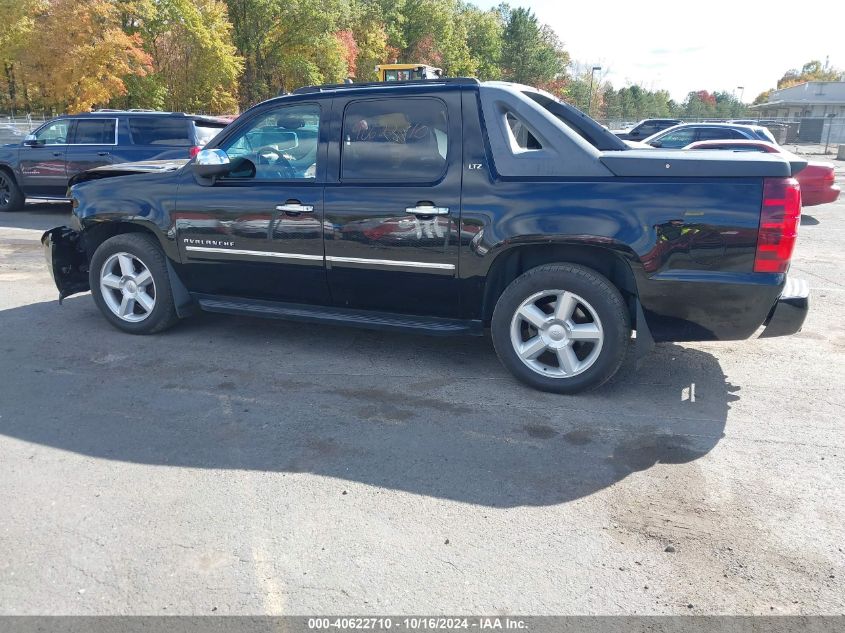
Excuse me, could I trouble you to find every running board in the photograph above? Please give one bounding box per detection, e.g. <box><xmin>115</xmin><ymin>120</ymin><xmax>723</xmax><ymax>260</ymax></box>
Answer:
<box><xmin>28</xmin><ymin>196</ymin><xmax>72</xmax><ymax>203</ymax></box>
<box><xmin>194</xmin><ymin>294</ymin><xmax>483</xmax><ymax>336</ymax></box>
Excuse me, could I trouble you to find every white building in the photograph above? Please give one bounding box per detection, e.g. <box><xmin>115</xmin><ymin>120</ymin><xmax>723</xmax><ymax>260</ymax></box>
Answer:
<box><xmin>750</xmin><ymin>81</ymin><xmax>845</xmax><ymax>119</ymax></box>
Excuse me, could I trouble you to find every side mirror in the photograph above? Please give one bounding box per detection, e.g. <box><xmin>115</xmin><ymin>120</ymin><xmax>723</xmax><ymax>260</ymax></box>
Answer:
<box><xmin>649</xmin><ymin>140</ymin><xmax>663</xmax><ymax>148</ymax></box>
<box><xmin>194</xmin><ymin>148</ymin><xmax>231</xmax><ymax>178</ymax></box>
<box><xmin>23</xmin><ymin>134</ymin><xmax>42</xmax><ymax>147</ymax></box>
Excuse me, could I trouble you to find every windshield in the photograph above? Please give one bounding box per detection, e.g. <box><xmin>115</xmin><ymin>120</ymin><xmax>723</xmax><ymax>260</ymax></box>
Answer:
<box><xmin>756</xmin><ymin>127</ymin><xmax>777</xmax><ymax>144</ymax></box>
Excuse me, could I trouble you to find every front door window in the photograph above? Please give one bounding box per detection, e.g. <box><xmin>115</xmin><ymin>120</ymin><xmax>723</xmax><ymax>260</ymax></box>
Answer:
<box><xmin>221</xmin><ymin>105</ymin><xmax>321</xmax><ymax>180</ymax></box>
<box><xmin>32</xmin><ymin>120</ymin><xmax>69</xmax><ymax>145</ymax></box>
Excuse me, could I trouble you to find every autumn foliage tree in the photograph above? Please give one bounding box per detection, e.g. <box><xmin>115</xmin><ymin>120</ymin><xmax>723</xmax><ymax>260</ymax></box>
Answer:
<box><xmin>0</xmin><ymin>0</ymin><xmax>788</xmax><ymax>118</ymax></box>
<box><xmin>16</xmin><ymin>0</ymin><xmax>151</xmax><ymax>113</ymax></box>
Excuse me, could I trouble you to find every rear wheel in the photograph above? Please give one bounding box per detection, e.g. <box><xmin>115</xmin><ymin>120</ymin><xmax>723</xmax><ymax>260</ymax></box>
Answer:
<box><xmin>89</xmin><ymin>233</ymin><xmax>179</xmax><ymax>334</ymax></box>
<box><xmin>0</xmin><ymin>170</ymin><xmax>24</xmax><ymax>212</ymax></box>
<box><xmin>491</xmin><ymin>263</ymin><xmax>631</xmax><ymax>393</ymax></box>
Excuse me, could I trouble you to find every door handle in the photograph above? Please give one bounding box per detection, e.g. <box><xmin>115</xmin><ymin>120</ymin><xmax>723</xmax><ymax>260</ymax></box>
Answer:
<box><xmin>52</xmin><ymin>152</ymin><xmax>62</xmax><ymax>157</ymax></box>
<box><xmin>406</xmin><ymin>204</ymin><xmax>449</xmax><ymax>216</ymax></box>
<box><xmin>276</xmin><ymin>202</ymin><xmax>314</xmax><ymax>215</ymax></box>
<box><xmin>97</xmin><ymin>151</ymin><xmax>110</xmax><ymax>156</ymax></box>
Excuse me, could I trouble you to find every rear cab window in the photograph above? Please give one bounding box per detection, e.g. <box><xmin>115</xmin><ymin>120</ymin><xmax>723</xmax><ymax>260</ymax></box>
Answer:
<box><xmin>506</xmin><ymin>112</ymin><xmax>542</xmax><ymax>150</ymax></box>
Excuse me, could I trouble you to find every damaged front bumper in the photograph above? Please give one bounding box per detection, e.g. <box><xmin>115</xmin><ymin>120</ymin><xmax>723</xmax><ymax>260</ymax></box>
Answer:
<box><xmin>41</xmin><ymin>226</ymin><xmax>90</xmax><ymax>302</ymax></box>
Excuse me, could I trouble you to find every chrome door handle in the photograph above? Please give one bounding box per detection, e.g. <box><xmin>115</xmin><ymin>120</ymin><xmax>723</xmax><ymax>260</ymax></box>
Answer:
<box><xmin>406</xmin><ymin>205</ymin><xmax>449</xmax><ymax>216</ymax></box>
<box><xmin>97</xmin><ymin>151</ymin><xmax>110</xmax><ymax>156</ymax></box>
<box><xmin>276</xmin><ymin>203</ymin><xmax>314</xmax><ymax>214</ymax></box>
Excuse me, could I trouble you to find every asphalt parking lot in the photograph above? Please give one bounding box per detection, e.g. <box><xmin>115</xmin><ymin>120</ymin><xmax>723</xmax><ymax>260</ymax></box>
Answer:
<box><xmin>1</xmin><ymin>164</ymin><xmax>844</xmax><ymax>615</ymax></box>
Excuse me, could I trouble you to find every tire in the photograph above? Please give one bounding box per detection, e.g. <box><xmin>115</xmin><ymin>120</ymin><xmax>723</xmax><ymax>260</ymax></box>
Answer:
<box><xmin>89</xmin><ymin>233</ymin><xmax>179</xmax><ymax>334</ymax></box>
<box><xmin>0</xmin><ymin>169</ymin><xmax>25</xmax><ymax>212</ymax></box>
<box><xmin>491</xmin><ymin>263</ymin><xmax>631</xmax><ymax>394</ymax></box>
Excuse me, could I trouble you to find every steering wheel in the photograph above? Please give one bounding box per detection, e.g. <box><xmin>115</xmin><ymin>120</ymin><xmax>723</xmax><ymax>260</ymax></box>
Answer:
<box><xmin>256</xmin><ymin>146</ymin><xmax>296</xmax><ymax>179</ymax></box>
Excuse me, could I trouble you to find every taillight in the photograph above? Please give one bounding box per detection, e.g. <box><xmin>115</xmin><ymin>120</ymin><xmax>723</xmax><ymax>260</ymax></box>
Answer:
<box><xmin>823</xmin><ymin>169</ymin><xmax>835</xmax><ymax>184</ymax></box>
<box><xmin>189</xmin><ymin>145</ymin><xmax>202</xmax><ymax>158</ymax></box>
<box><xmin>754</xmin><ymin>177</ymin><xmax>801</xmax><ymax>273</ymax></box>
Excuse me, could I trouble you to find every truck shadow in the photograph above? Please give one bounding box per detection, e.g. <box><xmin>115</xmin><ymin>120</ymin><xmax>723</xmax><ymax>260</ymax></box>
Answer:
<box><xmin>0</xmin><ymin>296</ymin><xmax>738</xmax><ymax>507</ymax></box>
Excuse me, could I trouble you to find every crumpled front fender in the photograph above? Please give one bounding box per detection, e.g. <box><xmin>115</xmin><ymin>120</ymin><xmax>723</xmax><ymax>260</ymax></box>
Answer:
<box><xmin>41</xmin><ymin>226</ymin><xmax>89</xmax><ymax>302</ymax></box>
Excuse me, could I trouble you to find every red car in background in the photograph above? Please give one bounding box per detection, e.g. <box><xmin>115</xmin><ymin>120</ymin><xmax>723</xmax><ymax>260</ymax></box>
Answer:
<box><xmin>685</xmin><ymin>139</ymin><xmax>840</xmax><ymax>206</ymax></box>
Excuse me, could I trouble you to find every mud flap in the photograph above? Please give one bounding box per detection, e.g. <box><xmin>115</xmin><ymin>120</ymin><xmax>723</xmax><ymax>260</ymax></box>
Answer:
<box><xmin>635</xmin><ymin>298</ymin><xmax>655</xmax><ymax>368</ymax></box>
<box><xmin>41</xmin><ymin>227</ymin><xmax>89</xmax><ymax>302</ymax></box>
<box><xmin>166</xmin><ymin>259</ymin><xmax>196</xmax><ymax>318</ymax></box>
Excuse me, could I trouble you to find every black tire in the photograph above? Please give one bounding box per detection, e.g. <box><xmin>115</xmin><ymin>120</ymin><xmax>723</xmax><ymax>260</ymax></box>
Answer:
<box><xmin>491</xmin><ymin>263</ymin><xmax>631</xmax><ymax>394</ymax></box>
<box><xmin>0</xmin><ymin>169</ymin><xmax>25</xmax><ymax>212</ymax></box>
<box><xmin>89</xmin><ymin>233</ymin><xmax>180</xmax><ymax>334</ymax></box>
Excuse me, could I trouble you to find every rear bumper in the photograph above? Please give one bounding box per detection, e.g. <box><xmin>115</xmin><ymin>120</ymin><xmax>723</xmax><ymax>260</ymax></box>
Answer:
<box><xmin>759</xmin><ymin>277</ymin><xmax>809</xmax><ymax>338</ymax></box>
<box><xmin>802</xmin><ymin>184</ymin><xmax>840</xmax><ymax>207</ymax></box>
<box><xmin>41</xmin><ymin>226</ymin><xmax>89</xmax><ymax>301</ymax></box>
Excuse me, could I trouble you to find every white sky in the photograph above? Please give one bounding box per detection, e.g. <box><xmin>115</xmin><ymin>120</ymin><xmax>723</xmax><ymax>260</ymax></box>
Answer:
<box><xmin>474</xmin><ymin>0</ymin><xmax>845</xmax><ymax>102</ymax></box>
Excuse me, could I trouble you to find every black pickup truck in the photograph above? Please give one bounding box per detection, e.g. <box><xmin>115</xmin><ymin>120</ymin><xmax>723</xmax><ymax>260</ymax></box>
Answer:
<box><xmin>42</xmin><ymin>78</ymin><xmax>809</xmax><ymax>393</ymax></box>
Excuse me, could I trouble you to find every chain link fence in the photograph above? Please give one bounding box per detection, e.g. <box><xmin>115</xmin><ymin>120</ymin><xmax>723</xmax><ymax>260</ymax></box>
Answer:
<box><xmin>0</xmin><ymin>113</ymin><xmax>49</xmax><ymax>144</ymax></box>
<box><xmin>600</xmin><ymin>116</ymin><xmax>845</xmax><ymax>155</ymax></box>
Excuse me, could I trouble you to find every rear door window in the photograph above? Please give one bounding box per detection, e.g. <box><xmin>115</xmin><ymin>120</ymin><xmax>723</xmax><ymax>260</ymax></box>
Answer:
<box><xmin>634</xmin><ymin>122</ymin><xmax>659</xmax><ymax>136</ymax></box>
<box><xmin>128</xmin><ymin>117</ymin><xmax>191</xmax><ymax>146</ymax></box>
<box><xmin>71</xmin><ymin>119</ymin><xmax>116</xmax><ymax>144</ymax></box>
<box><xmin>696</xmin><ymin>128</ymin><xmax>745</xmax><ymax>141</ymax></box>
<box><xmin>341</xmin><ymin>98</ymin><xmax>448</xmax><ymax>182</ymax></box>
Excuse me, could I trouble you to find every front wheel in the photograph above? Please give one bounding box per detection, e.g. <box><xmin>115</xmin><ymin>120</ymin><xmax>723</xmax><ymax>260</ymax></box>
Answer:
<box><xmin>0</xmin><ymin>170</ymin><xmax>24</xmax><ymax>212</ymax></box>
<box><xmin>89</xmin><ymin>233</ymin><xmax>179</xmax><ymax>334</ymax></box>
<box><xmin>491</xmin><ymin>263</ymin><xmax>631</xmax><ymax>394</ymax></box>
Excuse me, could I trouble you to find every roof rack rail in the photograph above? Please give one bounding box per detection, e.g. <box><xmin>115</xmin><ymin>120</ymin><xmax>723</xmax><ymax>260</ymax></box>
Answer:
<box><xmin>90</xmin><ymin>108</ymin><xmax>173</xmax><ymax>114</ymax></box>
<box><xmin>288</xmin><ymin>77</ymin><xmax>479</xmax><ymax>96</ymax></box>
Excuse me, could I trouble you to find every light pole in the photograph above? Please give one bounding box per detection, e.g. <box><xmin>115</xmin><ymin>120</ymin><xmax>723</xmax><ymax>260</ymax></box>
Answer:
<box><xmin>737</xmin><ymin>86</ymin><xmax>745</xmax><ymax>102</ymax></box>
<box><xmin>587</xmin><ymin>66</ymin><xmax>602</xmax><ymax>116</ymax></box>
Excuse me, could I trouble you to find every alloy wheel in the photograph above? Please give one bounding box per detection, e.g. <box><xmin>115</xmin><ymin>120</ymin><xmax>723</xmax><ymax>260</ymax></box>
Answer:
<box><xmin>99</xmin><ymin>252</ymin><xmax>157</xmax><ymax>323</ymax></box>
<box><xmin>0</xmin><ymin>173</ymin><xmax>10</xmax><ymax>207</ymax></box>
<box><xmin>509</xmin><ymin>289</ymin><xmax>604</xmax><ymax>378</ymax></box>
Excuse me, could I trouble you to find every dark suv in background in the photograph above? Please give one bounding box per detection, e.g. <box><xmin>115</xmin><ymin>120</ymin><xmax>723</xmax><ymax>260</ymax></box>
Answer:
<box><xmin>612</xmin><ymin>118</ymin><xmax>682</xmax><ymax>141</ymax></box>
<box><xmin>0</xmin><ymin>111</ymin><xmax>228</xmax><ymax>211</ymax></box>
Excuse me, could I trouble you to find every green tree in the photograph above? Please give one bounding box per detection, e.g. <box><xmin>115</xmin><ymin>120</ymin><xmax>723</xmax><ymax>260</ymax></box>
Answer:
<box><xmin>500</xmin><ymin>6</ymin><xmax>567</xmax><ymax>85</ymax></box>
<box><xmin>777</xmin><ymin>60</ymin><xmax>843</xmax><ymax>89</ymax></box>
<box><xmin>226</xmin><ymin>0</ymin><xmax>351</xmax><ymax>105</ymax></box>
<box><xmin>140</xmin><ymin>0</ymin><xmax>242</xmax><ymax>113</ymax></box>
<box><xmin>459</xmin><ymin>4</ymin><xmax>503</xmax><ymax>80</ymax></box>
<box><xmin>401</xmin><ymin>0</ymin><xmax>475</xmax><ymax>76</ymax></box>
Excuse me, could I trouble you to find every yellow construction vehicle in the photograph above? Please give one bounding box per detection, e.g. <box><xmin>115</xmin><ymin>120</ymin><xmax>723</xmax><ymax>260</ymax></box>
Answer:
<box><xmin>376</xmin><ymin>64</ymin><xmax>443</xmax><ymax>82</ymax></box>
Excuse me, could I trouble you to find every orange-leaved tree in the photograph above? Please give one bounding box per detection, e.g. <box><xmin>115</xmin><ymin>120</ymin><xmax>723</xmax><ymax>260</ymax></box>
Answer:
<box><xmin>21</xmin><ymin>0</ymin><xmax>151</xmax><ymax>113</ymax></box>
